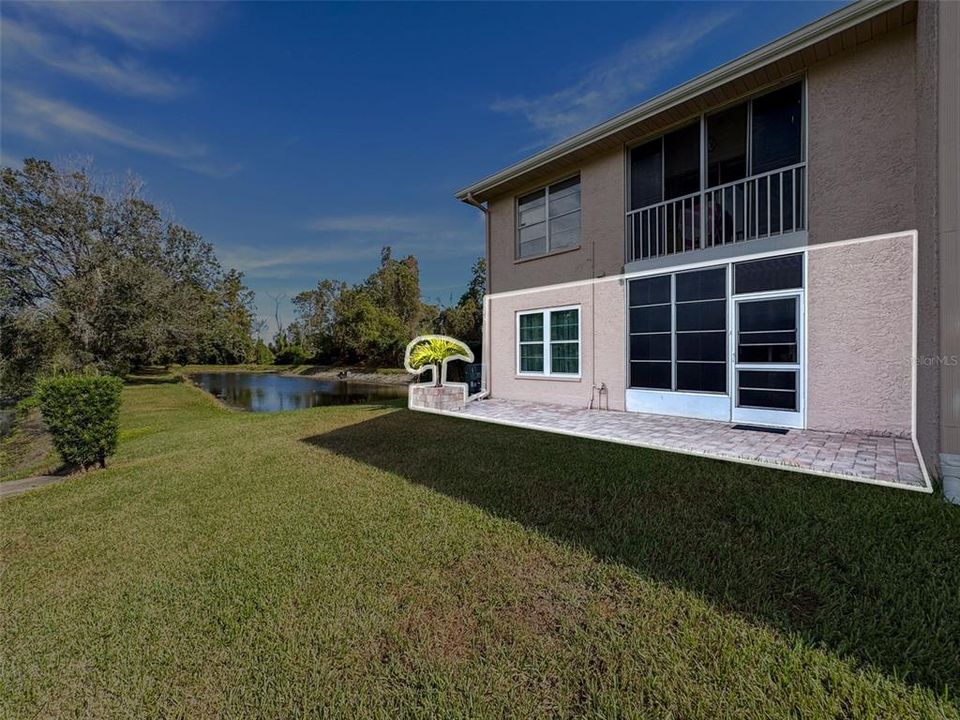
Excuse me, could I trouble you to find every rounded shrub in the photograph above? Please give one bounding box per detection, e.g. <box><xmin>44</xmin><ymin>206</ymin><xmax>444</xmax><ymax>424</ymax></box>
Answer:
<box><xmin>35</xmin><ymin>374</ymin><xmax>123</xmax><ymax>470</ymax></box>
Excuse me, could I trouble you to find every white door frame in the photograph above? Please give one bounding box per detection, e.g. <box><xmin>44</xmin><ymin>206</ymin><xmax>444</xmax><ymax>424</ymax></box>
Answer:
<box><xmin>730</xmin><ymin>290</ymin><xmax>805</xmax><ymax>428</ymax></box>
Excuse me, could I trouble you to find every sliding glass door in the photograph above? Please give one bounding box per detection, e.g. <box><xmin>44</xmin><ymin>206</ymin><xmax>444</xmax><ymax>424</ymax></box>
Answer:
<box><xmin>626</xmin><ymin>252</ymin><xmax>805</xmax><ymax>427</ymax></box>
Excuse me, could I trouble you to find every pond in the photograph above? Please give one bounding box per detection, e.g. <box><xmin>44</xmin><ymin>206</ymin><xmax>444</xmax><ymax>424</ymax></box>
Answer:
<box><xmin>189</xmin><ymin>372</ymin><xmax>407</xmax><ymax>412</ymax></box>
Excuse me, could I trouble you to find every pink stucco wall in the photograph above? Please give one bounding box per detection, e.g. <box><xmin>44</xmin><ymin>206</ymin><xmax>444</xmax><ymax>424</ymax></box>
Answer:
<box><xmin>806</xmin><ymin>234</ymin><xmax>914</xmax><ymax>436</ymax></box>
<box><xmin>487</xmin><ymin>278</ymin><xmax>626</xmax><ymax>411</ymax></box>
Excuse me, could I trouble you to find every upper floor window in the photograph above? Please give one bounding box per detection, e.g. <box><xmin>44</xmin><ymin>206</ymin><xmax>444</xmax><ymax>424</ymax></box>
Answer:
<box><xmin>517</xmin><ymin>176</ymin><xmax>581</xmax><ymax>259</ymax></box>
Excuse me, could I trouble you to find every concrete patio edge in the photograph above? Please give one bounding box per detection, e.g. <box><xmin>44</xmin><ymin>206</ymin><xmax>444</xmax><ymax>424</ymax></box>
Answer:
<box><xmin>411</xmin><ymin>404</ymin><xmax>934</xmax><ymax>494</ymax></box>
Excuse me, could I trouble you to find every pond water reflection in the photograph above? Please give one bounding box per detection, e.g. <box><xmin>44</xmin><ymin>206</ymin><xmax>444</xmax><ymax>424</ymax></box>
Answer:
<box><xmin>190</xmin><ymin>372</ymin><xmax>407</xmax><ymax>412</ymax></box>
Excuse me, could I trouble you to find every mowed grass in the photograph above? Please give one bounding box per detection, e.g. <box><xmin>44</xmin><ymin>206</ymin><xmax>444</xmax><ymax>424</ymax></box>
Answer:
<box><xmin>2</xmin><ymin>379</ymin><xmax>958</xmax><ymax>718</ymax></box>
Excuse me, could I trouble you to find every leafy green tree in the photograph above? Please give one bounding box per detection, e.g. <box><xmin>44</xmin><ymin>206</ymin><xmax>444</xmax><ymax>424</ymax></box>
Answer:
<box><xmin>290</xmin><ymin>279</ymin><xmax>345</xmax><ymax>361</ymax></box>
<box><xmin>322</xmin><ymin>246</ymin><xmax>437</xmax><ymax>366</ymax></box>
<box><xmin>0</xmin><ymin>158</ymin><xmax>257</xmax><ymax>391</ymax></box>
<box><xmin>211</xmin><ymin>269</ymin><xmax>257</xmax><ymax>364</ymax></box>
<box><xmin>253</xmin><ymin>338</ymin><xmax>274</xmax><ymax>365</ymax></box>
<box><xmin>438</xmin><ymin>257</ymin><xmax>486</xmax><ymax>344</ymax></box>
<box><xmin>331</xmin><ymin>286</ymin><xmax>409</xmax><ymax>365</ymax></box>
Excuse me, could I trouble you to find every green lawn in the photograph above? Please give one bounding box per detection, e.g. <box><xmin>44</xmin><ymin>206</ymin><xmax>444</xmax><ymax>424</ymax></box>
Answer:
<box><xmin>2</xmin><ymin>378</ymin><xmax>958</xmax><ymax>718</ymax></box>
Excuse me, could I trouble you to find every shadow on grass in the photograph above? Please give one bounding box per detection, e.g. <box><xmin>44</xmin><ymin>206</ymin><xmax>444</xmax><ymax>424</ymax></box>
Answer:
<box><xmin>305</xmin><ymin>409</ymin><xmax>959</xmax><ymax>700</ymax></box>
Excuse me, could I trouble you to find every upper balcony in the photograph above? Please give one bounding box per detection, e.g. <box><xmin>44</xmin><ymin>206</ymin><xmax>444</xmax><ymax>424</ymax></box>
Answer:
<box><xmin>627</xmin><ymin>81</ymin><xmax>805</xmax><ymax>264</ymax></box>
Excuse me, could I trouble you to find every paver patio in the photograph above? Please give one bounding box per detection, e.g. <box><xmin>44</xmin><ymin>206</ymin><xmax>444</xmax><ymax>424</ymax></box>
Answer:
<box><xmin>436</xmin><ymin>398</ymin><xmax>928</xmax><ymax>491</ymax></box>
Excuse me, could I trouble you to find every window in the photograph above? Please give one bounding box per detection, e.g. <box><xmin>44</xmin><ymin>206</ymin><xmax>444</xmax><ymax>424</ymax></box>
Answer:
<box><xmin>629</xmin><ymin>267</ymin><xmax>727</xmax><ymax>393</ymax></box>
<box><xmin>734</xmin><ymin>254</ymin><xmax>803</xmax><ymax>294</ymax></box>
<box><xmin>707</xmin><ymin>103</ymin><xmax>747</xmax><ymax>187</ymax></box>
<box><xmin>517</xmin><ymin>307</ymin><xmax>580</xmax><ymax>376</ymax></box>
<box><xmin>675</xmin><ymin>267</ymin><xmax>727</xmax><ymax>392</ymax></box>
<box><xmin>628</xmin><ymin>123</ymin><xmax>701</xmax><ymax>212</ymax></box>
<box><xmin>517</xmin><ymin>176</ymin><xmax>581</xmax><ymax>259</ymax></box>
<box><xmin>737</xmin><ymin>298</ymin><xmax>798</xmax><ymax>364</ymax></box>
<box><xmin>750</xmin><ymin>83</ymin><xmax>803</xmax><ymax>175</ymax></box>
<box><xmin>629</xmin><ymin>276</ymin><xmax>672</xmax><ymax>389</ymax></box>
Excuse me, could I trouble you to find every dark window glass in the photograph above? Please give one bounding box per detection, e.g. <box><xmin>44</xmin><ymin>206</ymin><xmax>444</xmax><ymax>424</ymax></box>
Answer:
<box><xmin>677</xmin><ymin>331</ymin><xmax>726</xmax><ymax>361</ymax></box>
<box><xmin>740</xmin><ymin>330</ymin><xmax>796</xmax><ymax>346</ymax></box>
<box><xmin>737</xmin><ymin>297</ymin><xmax>797</xmax><ymax>363</ymax></box>
<box><xmin>734</xmin><ymin>254</ymin><xmax>803</xmax><ymax>294</ymax></box>
<box><xmin>519</xmin><ymin>344</ymin><xmax>544</xmax><ymax>373</ymax></box>
<box><xmin>707</xmin><ymin>102</ymin><xmax>747</xmax><ymax>187</ymax></box>
<box><xmin>629</xmin><ymin>276</ymin><xmax>670</xmax><ymax>307</ymax></box>
<box><xmin>631</xmin><ymin>333</ymin><xmax>671</xmax><ymax>362</ymax></box>
<box><xmin>664</xmin><ymin>123</ymin><xmax>701</xmax><ymax>200</ymax></box>
<box><xmin>676</xmin><ymin>299</ymin><xmax>726</xmax><ymax>332</ymax></box>
<box><xmin>738</xmin><ymin>298</ymin><xmax>796</xmax><ymax>332</ymax></box>
<box><xmin>551</xmin><ymin>342</ymin><xmax>579</xmax><ymax>374</ymax></box>
<box><xmin>677</xmin><ymin>362</ymin><xmax>726</xmax><ymax>393</ymax></box>
<box><xmin>676</xmin><ymin>267</ymin><xmax>726</xmax><ymax>301</ymax></box>
<box><xmin>630</xmin><ymin>305</ymin><xmax>671</xmax><ymax>334</ymax></box>
<box><xmin>550</xmin><ymin>309</ymin><xmax>579</xmax><ymax>342</ymax></box>
<box><xmin>751</xmin><ymin>83</ymin><xmax>802</xmax><ymax>174</ymax></box>
<box><xmin>631</xmin><ymin>361</ymin><xmax>671</xmax><ymax>389</ymax></box>
<box><xmin>630</xmin><ymin>139</ymin><xmax>663</xmax><ymax>210</ymax></box>
<box><xmin>739</xmin><ymin>388</ymin><xmax>797</xmax><ymax>411</ymax></box>
<box><xmin>738</xmin><ymin>344</ymin><xmax>797</xmax><ymax>364</ymax></box>
<box><xmin>739</xmin><ymin>370</ymin><xmax>796</xmax><ymax>391</ymax></box>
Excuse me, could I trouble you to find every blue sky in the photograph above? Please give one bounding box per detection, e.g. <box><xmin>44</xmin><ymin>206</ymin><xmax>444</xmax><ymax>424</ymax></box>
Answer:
<box><xmin>1</xmin><ymin>1</ymin><xmax>844</xmax><ymax>329</ymax></box>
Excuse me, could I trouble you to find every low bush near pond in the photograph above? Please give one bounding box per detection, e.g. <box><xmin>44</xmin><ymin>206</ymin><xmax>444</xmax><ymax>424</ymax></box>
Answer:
<box><xmin>36</xmin><ymin>375</ymin><xmax>123</xmax><ymax>469</ymax></box>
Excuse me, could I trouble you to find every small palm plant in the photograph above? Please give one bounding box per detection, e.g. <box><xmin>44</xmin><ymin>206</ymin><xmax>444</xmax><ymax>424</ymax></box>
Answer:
<box><xmin>406</xmin><ymin>336</ymin><xmax>472</xmax><ymax>386</ymax></box>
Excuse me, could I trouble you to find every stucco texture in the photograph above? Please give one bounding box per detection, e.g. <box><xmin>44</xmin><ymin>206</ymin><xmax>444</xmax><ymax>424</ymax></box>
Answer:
<box><xmin>806</xmin><ymin>234</ymin><xmax>914</xmax><ymax>436</ymax></box>
<box><xmin>487</xmin><ymin>279</ymin><xmax>626</xmax><ymax>410</ymax></box>
<box><xmin>807</xmin><ymin>24</ymin><xmax>917</xmax><ymax>246</ymax></box>
<box><xmin>486</xmin><ymin>148</ymin><xmax>624</xmax><ymax>294</ymax></box>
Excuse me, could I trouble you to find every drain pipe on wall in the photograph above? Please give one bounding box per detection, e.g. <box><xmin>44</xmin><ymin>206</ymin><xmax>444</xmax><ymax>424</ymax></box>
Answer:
<box><xmin>462</xmin><ymin>192</ymin><xmax>491</xmax><ymax>400</ymax></box>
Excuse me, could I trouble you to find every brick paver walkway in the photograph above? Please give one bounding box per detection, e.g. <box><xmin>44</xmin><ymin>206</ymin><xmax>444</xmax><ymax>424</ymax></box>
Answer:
<box><xmin>440</xmin><ymin>398</ymin><xmax>927</xmax><ymax>491</ymax></box>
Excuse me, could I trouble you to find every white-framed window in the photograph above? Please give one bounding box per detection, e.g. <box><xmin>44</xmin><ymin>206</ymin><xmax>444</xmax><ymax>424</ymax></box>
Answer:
<box><xmin>517</xmin><ymin>175</ymin><xmax>581</xmax><ymax>259</ymax></box>
<box><xmin>517</xmin><ymin>306</ymin><xmax>580</xmax><ymax>376</ymax></box>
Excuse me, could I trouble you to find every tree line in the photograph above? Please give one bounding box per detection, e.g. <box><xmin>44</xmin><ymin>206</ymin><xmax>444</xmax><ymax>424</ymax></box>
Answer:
<box><xmin>1</xmin><ymin>159</ymin><xmax>258</xmax><ymax>397</ymax></box>
<box><xmin>274</xmin><ymin>251</ymin><xmax>484</xmax><ymax>367</ymax></box>
<box><xmin>1</xmin><ymin>159</ymin><xmax>484</xmax><ymax>397</ymax></box>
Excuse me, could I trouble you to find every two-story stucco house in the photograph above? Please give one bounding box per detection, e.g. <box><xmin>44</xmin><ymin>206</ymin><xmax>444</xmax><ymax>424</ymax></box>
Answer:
<box><xmin>446</xmin><ymin>0</ymin><xmax>958</xmax><ymax>493</ymax></box>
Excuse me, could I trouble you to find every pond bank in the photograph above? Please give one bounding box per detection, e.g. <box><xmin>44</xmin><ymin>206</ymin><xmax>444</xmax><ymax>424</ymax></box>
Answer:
<box><xmin>283</xmin><ymin>366</ymin><xmax>413</xmax><ymax>386</ymax></box>
<box><xmin>179</xmin><ymin>364</ymin><xmax>413</xmax><ymax>387</ymax></box>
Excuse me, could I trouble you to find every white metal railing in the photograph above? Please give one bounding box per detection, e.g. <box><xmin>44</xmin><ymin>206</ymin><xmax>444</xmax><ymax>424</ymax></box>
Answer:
<box><xmin>627</xmin><ymin>163</ymin><xmax>805</xmax><ymax>263</ymax></box>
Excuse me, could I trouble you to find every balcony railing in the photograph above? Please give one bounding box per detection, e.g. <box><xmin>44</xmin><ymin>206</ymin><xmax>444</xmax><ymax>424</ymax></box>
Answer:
<box><xmin>627</xmin><ymin>163</ymin><xmax>806</xmax><ymax>263</ymax></box>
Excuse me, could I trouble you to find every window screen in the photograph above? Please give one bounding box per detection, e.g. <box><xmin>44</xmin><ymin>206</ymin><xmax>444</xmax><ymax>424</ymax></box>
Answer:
<box><xmin>734</xmin><ymin>254</ymin><xmax>803</xmax><ymax>294</ymax></box>
<box><xmin>628</xmin><ymin>275</ymin><xmax>672</xmax><ymax>389</ymax></box>
<box><xmin>675</xmin><ymin>267</ymin><xmax>726</xmax><ymax>392</ymax></box>
<box><xmin>628</xmin><ymin>268</ymin><xmax>727</xmax><ymax>393</ymax></box>
<box><xmin>751</xmin><ymin>82</ymin><xmax>803</xmax><ymax>175</ymax></box>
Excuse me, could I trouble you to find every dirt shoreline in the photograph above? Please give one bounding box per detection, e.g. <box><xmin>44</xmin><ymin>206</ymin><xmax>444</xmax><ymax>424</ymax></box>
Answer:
<box><xmin>281</xmin><ymin>367</ymin><xmax>414</xmax><ymax>386</ymax></box>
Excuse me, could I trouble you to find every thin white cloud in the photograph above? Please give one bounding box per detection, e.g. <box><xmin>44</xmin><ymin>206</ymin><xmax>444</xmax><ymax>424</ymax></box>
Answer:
<box><xmin>14</xmin><ymin>1</ymin><xmax>217</xmax><ymax>49</ymax></box>
<box><xmin>219</xmin><ymin>243</ymin><xmax>384</xmax><ymax>274</ymax></box>
<box><xmin>3</xmin><ymin>89</ymin><xmax>241</xmax><ymax>178</ymax></box>
<box><xmin>6</xmin><ymin>89</ymin><xmax>203</xmax><ymax>158</ymax></box>
<box><xmin>2</xmin><ymin>17</ymin><xmax>187</xmax><ymax>99</ymax></box>
<box><xmin>491</xmin><ymin>9</ymin><xmax>737</xmax><ymax>141</ymax></box>
<box><xmin>221</xmin><ymin>224</ymin><xmax>482</xmax><ymax>281</ymax></box>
